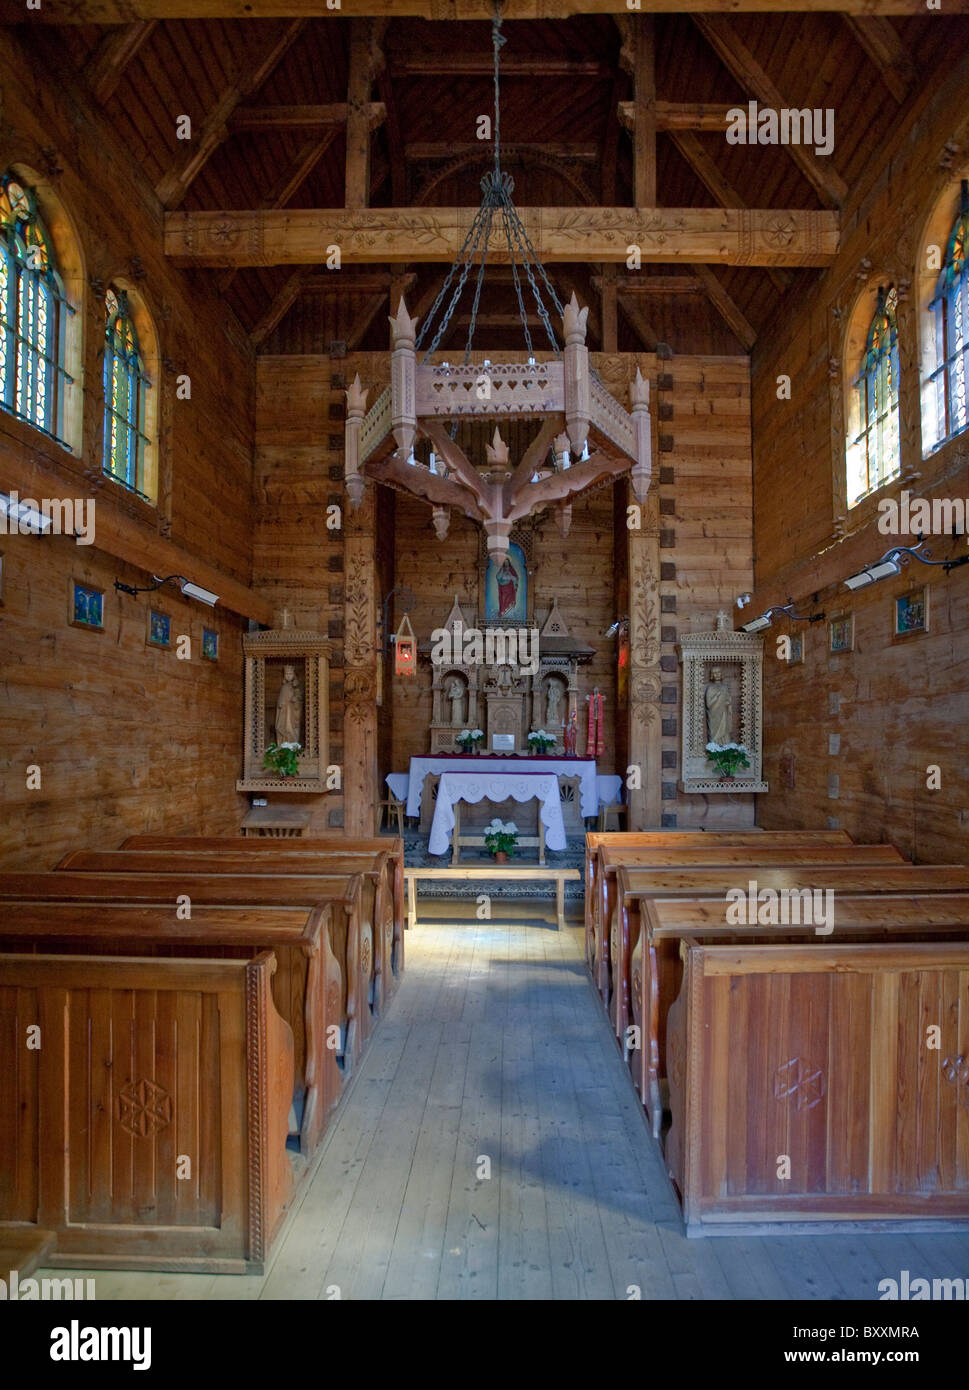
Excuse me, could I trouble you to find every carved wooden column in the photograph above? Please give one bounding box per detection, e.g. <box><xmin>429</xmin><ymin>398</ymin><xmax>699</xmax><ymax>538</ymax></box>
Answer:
<box><xmin>626</xmin><ymin>487</ymin><xmax>663</xmax><ymax>830</ymax></box>
<box><xmin>343</xmin><ymin>481</ymin><xmax>379</xmax><ymax>836</ymax></box>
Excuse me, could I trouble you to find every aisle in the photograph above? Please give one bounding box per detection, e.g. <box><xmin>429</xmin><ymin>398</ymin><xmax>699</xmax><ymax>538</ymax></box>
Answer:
<box><xmin>41</xmin><ymin>904</ymin><xmax>968</xmax><ymax>1301</ymax></box>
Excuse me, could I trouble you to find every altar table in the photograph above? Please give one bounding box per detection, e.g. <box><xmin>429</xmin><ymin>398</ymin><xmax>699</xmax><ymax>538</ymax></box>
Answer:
<box><xmin>407</xmin><ymin>756</ymin><xmax>599</xmax><ymax>820</ymax></box>
<box><xmin>428</xmin><ymin>771</ymin><xmax>568</xmax><ymax>860</ymax></box>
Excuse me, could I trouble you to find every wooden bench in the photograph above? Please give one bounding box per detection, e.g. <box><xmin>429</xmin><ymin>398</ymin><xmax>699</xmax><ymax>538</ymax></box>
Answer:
<box><xmin>594</xmin><ymin>841</ymin><xmax>905</xmax><ymax>1003</ymax></box>
<box><xmin>625</xmin><ymin>877</ymin><xmax>969</xmax><ymax>1139</ymax></box>
<box><xmin>583</xmin><ymin>829</ymin><xmax>853</xmax><ymax>976</ymax></box>
<box><xmin>60</xmin><ymin>845</ymin><xmax>401</xmax><ymax>1022</ymax></box>
<box><xmin>404</xmin><ymin>866</ymin><xmax>581</xmax><ymax>931</ymax></box>
<box><xmin>611</xmin><ymin>859</ymin><xmax>969</xmax><ymax>1063</ymax></box>
<box><xmin>115</xmin><ymin>835</ymin><xmax>405</xmax><ymax>1005</ymax></box>
<box><xmin>0</xmin><ymin>870</ymin><xmax>369</xmax><ymax>1074</ymax></box>
<box><xmin>0</xmin><ymin>900</ymin><xmax>344</xmax><ymax>1159</ymax></box>
<box><xmin>664</xmin><ymin>938</ymin><xmax>969</xmax><ymax>1234</ymax></box>
<box><xmin>0</xmin><ymin>950</ymin><xmax>293</xmax><ymax>1272</ymax></box>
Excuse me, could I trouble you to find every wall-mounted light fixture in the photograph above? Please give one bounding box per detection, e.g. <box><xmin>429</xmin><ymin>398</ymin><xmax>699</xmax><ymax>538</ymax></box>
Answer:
<box><xmin>114</xmin><ymin>574</ymin><xmax>219</xmax><ymax>606</ymax></box>
<box><xmin>843</xmin><ymin>538</ymin><xmax>968</xmax><ymax>588</ymax></box>
<box><xmin>604</xmin><ymin>616</ymin><xmax>629</xmax><ymax>638</ymax></box>
<box><xmin>739</xmin><ymin>598</ymin><xmax>825</xmax><ymax>634</ymax></box>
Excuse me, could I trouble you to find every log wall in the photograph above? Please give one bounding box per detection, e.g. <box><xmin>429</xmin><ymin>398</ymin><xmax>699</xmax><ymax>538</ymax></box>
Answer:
<box><xmin>751</xmin><ymin>45</ymin><xmax>969</xmax><ymax>862</ymax></box>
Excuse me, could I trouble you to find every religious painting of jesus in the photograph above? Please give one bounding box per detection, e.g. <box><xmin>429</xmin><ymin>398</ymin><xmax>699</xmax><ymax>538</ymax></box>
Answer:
<box><xmin>485</xmin><ymin>542</ymin><xmax>527</xmax><ymax>623</ymax></box>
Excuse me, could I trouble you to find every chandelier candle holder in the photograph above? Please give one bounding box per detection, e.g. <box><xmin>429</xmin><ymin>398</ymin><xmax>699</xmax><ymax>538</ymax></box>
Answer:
<box><xmin>342</xmin><ymin>3</ymin><xmax>652</xmax><ymax>561</ymax></box>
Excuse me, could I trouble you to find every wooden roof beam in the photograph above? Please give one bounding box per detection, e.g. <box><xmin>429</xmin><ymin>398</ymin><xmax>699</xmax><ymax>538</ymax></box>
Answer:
<box><xmin>36</xmin><ymin>3</ymin><xmax>965</xmax><ymax>20</ymax></box>
<box><xmin>692</xmin><ymin>15</ymin><xmax>849</xmax><ymax>209</ymax></box>
<box><xmin>667</xmin><ymin>128</ymin><xmax>792</xmax><ymax>293</ymax></box>
<box><xmin>155</xmin><ymin>18</ymin><xmax>306</xmax><ymax>210</ymax></box>
<box><xmin>692</xmin><ymin>262</ymin><xmax>757</xmax><ymax>351</ymax></box>
<box><xmin>405</xmin><ymin>141</ymin><xmax>600</xmax><ymax>162</ymax></box>
<box><xmin>618</xmin><ymin>298</ymin><xmax>659</xmax><ymax>353</ymax></box>
<box><xmin>388</xmin><ymin>53</ymin><xmax>612</xmax><ymax>77</ymax></box>
<box><xmin>250</xmin><ymin>269</ymin><xmax>309</xmax><ymax>347</ymax></box>
<box><xmin>617</xmin><ymin>14</ymin><xmax>657</xmax><ymax>208</ymax></box>
<box><xmin>229</xmin><ymin>103</ymin><xmax>385</xmax><ymax>132</ymax></box>
<box><xmin>843</xmin><ymin>16</ymin><xmax>916</xmax><ymax>103</ymax></box>
<box><xmin>591</xmin><ymin>274</ymin><xmax>703</xmax><ymax>294</ymax></box>
<box><xmin>84</xmin><ymin>20</ymin><xmax>156</xmax><ymax>105</ymax></box>
<box><xmin>166</xmin><ymin>206</ymin><xmax>840</xmax><ymax>267</ymax></box>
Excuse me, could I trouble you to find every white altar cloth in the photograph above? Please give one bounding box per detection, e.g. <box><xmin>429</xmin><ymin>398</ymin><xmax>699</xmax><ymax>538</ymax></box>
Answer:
<box><xmin>407</xmin><ymin>756</ymin><xmax>599</xmax><ymax>819</ymax></box>
<box><xmin>428</xmin><ymin>771</ymin><xmax>568</xmax><ymax>856</ymax></box>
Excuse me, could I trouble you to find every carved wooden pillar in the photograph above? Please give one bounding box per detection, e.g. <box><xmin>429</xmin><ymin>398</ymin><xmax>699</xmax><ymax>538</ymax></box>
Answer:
<box><xmin>343</xmin><ymin>484</ymin><xmax>379</xmax><ymax>836</ymax></box>
<box><xmin>627</xmin><ymin>484</ymin><xmax>663</xmax><ymax>830</ymax></box>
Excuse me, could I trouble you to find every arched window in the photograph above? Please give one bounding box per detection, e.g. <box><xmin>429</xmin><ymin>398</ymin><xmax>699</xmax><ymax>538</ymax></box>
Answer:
<box><xmin>0</xmin><ymin>172</ymin><xmax>74</xmax><ymax>445</ymax></box>
<box><xmin>103</xmin><ymin>286</ymin><xmax>152</xmax><ymax>498</ymax></box>
<box><xmin>846</xmin><ymin>285</ymin><xmax>900</xmax><ymax>508</ymax></box>
<box><xmin>926</xmin><ymin>178</ymin><xmax>969</xmax><ymax>449</ymax></box>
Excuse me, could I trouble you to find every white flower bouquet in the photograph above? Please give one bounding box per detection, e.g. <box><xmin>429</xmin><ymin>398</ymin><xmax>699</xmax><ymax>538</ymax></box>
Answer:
<box><xmin>483</xmin><ymin>818</ymin><xmax>519</xmax><ymax>857</ymax></box>
<box><xmin>264</xmin><ymin>741</ymin><xmax>302</xmax><ymax>776</ymax></box>
<box><xmin>527</xmin><ymin>728</ymin><xmax>556</xmax><ymax>753</ymax></box>
<box><xmin>705</xmin><ymin>741</ymin><xmax>750</xmax><ymax>779</ymax></box>
<box><xmin>456</xmin><ymin>727</ymin><xmax>485</xmax><ymax>750</ymax></box>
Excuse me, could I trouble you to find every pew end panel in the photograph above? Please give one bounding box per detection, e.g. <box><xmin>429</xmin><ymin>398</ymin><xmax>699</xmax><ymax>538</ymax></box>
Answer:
<box><xmin>0</xmin><ymin>951</ymin><xmax>295</xmax><ymax>1272</ymax></box>
<box><xmin>666</xmin><ymin>941</ymin><xmax>969</xmax><ymax>1236</ymax></box>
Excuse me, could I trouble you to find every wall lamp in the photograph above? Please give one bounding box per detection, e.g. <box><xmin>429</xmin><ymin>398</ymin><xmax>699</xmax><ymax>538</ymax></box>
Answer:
<box><xmin>604</xmin><ymin>616</ymin><xmax>629</xmax><ymax>638</ymax></box>
<box><xmin>844</xmin><ymin>538</ymin><xmax>968</xmax><ymax>589</ymax></box>
<box><xmin>114</xmin><ymin>574</ymin><xmax>219</xmax><ymax>606</ymax></box>
<box><xmin>740</xmin><ymin>599</ymin><xmax>826</xmax><ymax>634</ymax></box>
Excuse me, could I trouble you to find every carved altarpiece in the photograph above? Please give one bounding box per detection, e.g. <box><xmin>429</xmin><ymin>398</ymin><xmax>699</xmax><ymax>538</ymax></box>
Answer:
<box><xmin>238</xmin><ymin>627</ymin><xmax>331</xmax><ymax>793</ymax></box>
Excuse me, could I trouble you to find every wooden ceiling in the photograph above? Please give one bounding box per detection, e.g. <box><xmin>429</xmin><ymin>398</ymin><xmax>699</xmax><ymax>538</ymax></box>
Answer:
<box><xmin>26</xmin><ymin>9</ymin><xmax>969</xmax><ymax>356</ymax></box>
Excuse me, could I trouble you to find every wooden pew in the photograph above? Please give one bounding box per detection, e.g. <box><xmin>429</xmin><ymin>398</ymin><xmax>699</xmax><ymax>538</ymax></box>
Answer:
<box><xmin>0</xmin><ymin>901</ymin><xmax>344</xmax><ymax>1159</ymax></box>
<box><xmin>112</xmin><ymin>834</ymin><xmax>405</xmax><ymax>1008</ymax></box>
<box><xmin>664</xmin><ymin>938</ymin><xmax>969</xmax><ymax>1234</ymax></box>
<box><xmin>0</xmin><ymin>871</ymin><xmax>368</xmax><ymax>1075</ymax></box>
<box><xmin>594</xmin><ymin>841</ymin><xmax>905</xmax><ymax>1005</ymax></box>
<box><xmin>626</xmin><ymin>875</ymin><xmax>969</xmax><ymax>1138</ymax></box>
<box><xmin>583</xmin><ymin>829</ymin><xmax>852</xmax><ymax>971</ymax></box>
<box><xmin>0</xmin><ymin>950</ymin><xmax>293</xmax><ymax>1272</ymax></box>
<box><xmin>58</xmin><ymin>846</ymin><xmax>398</xmax><ymax>1027</ymax></box>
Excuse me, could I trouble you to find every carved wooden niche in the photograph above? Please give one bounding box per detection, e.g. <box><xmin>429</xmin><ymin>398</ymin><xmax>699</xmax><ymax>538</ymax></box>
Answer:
<box><xmin>238</xmin><ymin>628</ymin><xmax>332</xmax><ymax>793</ymax></box>
<box><xmin>678</xmin><ymin>624</ymin><xmax>767</xmax><ymax>794</ymax></box>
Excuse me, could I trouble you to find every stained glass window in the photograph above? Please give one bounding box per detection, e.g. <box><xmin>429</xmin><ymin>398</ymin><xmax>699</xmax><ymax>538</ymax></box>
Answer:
<box><xmin>103</xmin><ymin>286</ymin><xmax>151</xmax><ymax>497</ymax></box>
<box><xmin>927</xmin><ymin>179</ymin><xmax>969</xmax><ymax>451</ymax></box>
<box><xmin>846</xmin><ymin>285</ymin><xmax>901</xmax><ymax>508</ymax></box>
<box><xmin>0</xmin><ymin>173</ymin><xmax>73</xmax><ymax>445</ymax></box>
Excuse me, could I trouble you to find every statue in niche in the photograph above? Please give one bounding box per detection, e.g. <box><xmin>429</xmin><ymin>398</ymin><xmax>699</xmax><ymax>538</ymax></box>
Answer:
<box><xmin>704</xmin><ymin>665</ymin><xmax>733</xmax><ymax>746</ymax></box>
<box><xmin>545</xmin><ymin>679</ymin><xmax>563</xmax><ymax>728</ymax></box>
<box><xmin>446</xmin><ymin>676</ymin><xmax>465</xmax><ymax>727</ymax></box>
<box><xmin>275</xmin><ymin>664</ymin><xmax>304</xmax><ymax>745</ymax></box>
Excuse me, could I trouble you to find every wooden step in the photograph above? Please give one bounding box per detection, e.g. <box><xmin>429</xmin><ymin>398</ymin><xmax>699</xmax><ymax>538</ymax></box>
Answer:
<box><xmin>0</xmin><ymin>1227</ymin><xmax>58</xmax><ymax>1284</ymax></box>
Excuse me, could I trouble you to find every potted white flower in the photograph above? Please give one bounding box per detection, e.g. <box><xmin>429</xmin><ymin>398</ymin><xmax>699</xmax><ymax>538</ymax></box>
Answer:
<box><xmin>527</xmin><ymin>728</ymin><xmax>556</xmax><ymax>754</ymax></box>
<box><xmin>705</xmin><ymin>741</ymin><xmax>750</xmax><ymax>781</ymax></box>
<box><xmin>483</xmin><ymin>818</ymin><xmax>519</xmax><ymax>863</ymax></box>
<box><xmin>264</xmin><ymin>741</ymin><xmax>302</xmax><ymax>777</ymax></box>
<box><xmin>456</xmin><ymin>727</ymin><xmax>485</xmax><ymax>753</ymax></box>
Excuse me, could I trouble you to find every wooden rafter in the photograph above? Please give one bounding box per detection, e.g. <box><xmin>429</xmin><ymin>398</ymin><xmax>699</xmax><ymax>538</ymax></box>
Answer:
<box><xmin>218</xmin><ymin>133</ymin><xmax>337</xmax><ymax>294</ymax></box>
<box><xmin>388</xmin><ymin>53</ymin><xmax>612</xmax><ymax>77</ymax></box>
<box><xmin>155</xmin><ymin>19</ymin><xmax>306</xmax><ymax>210</ymax></box>
<box><xmin>692</xmin><ymin>262</ymin><xmax>757</xmax><ymax>351</ymax></box>
<box><xmin>405</xmin><ymin>141</ymin><xmax>600</xmax><ymax>162</ymax></box>
<box><xmin>617</xmin><ymin>14</ymin><xmax>657</xmax><ymax>208</ymax></box>
<box><xmin>592</xmin><ymin>274</ymin><xmax>702</xmax><ymax>294</ymax></box>
<box><xmin>599</xmin><ymin>264</ymin><xmax>618</xmax><ymax>353</ymax></box>
<box><xmin>692</xmin><ymin>15</ymin><xmax>849</xmax><ymax>209</ymax></box>
<box><xmin>843</xmin><ymin>16</ymin><xmax>916</xmax><ymax>103</ymax></box>
<box><xmin>619</xmin><ymin>298</ymin><xmax>659</xmax><ymax>352</ymax></box>
<box><xmin>37</xmin><ymin>3</ymin><xmax>965</xmax><ymax>20</ymax></box>
<box><xmin>84</xmin><ymin>21</ymin><xmax>156</xmax><ymax>105</ymax></box>
<box><xmin>346</xmin><ymin>19</ymin><xmax>378</xmax><ymax>210</ymax></box>
<box><xmin>667</xmin><ymin>128</ymin><xmax>791</xmax><ymax>293</ymax></box>
<box><xmin>250</xmin><ymin>269</ymin><xmax>308</xmax><ymax>348</ymax></box>
<box><xmin>166</xmin><ymin>206</ymin><xmax>839</xmax><ymax>267</ymax></box>
<box><xmin>229</xmin><ymin>103</ymin><xmax>385</xmax><ymax>132</ymax></box>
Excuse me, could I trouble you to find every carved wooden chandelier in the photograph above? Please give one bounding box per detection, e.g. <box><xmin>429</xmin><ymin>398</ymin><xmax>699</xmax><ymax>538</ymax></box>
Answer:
<box><xmin>343</xmin><ymin>4</ymin><xmax>652</xmax><ymax>561</ymax></box>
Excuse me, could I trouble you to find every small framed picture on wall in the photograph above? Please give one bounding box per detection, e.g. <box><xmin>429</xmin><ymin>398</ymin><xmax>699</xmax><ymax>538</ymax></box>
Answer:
<box><xmin>787</xmin><ymin>632</ymin><xmax>804</xmax><ymax>666</ymax></box>
<box><xmin>828</xmin><ymin>613</ymin><xmax>854</xmax><ymax>654</ymax></box>
<box><xmin>201</xmin><ymin>627</ymin><xmax>219</xmax><ymax>661</ymax></box>
<box><xmin>148</xmin><ymin>608</ymin><xmax>171</xmax><ymax>648</ymax></box>
<box><xmin>69</xmin><ymin>579</ymin><xmax>105</xmax><ymax>631</ymax></box>
<box><xmin>893</xmin><ymin>585</ymin><xmax>929</xmax><ymax>640</ymax></box>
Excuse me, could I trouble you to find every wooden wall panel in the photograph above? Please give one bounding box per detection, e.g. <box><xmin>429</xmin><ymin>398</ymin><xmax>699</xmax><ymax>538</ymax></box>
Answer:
<box><xmin>751</xmin><ymin>48</ymin><xmax>969</xmax><ymax>862</ymax></box>
<box><xmin>0</xmin><ymin>27</ymin><xmax>253</xmax><ymax>869</ymax></box>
